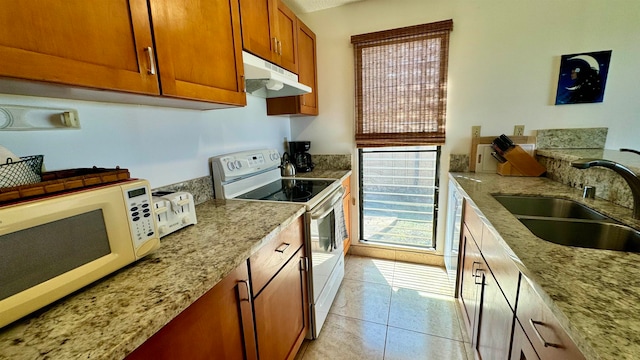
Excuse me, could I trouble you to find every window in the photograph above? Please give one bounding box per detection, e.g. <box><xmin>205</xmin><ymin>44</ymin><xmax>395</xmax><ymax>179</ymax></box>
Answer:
<box><xmin>351</xmin><ymin>20</ymin><xmax>452</xmax><ymax>249</ymax></box>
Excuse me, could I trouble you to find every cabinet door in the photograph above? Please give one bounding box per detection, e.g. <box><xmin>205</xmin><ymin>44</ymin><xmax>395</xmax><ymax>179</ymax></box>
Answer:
<box><xmin>254</xmin><ymin>246</ymin><xmax>308</xmax><ymax>360</ymax></box>
<box><xmin>239</xmin><ymin>0</ymin><xmax>278</xmax><ymax>63</ymax></box>
<box><xmin>511</xmin><ymin>321</ymin><xmax>541</xmax><ymax>360</ymax></box>
<box><xmin>149</xmin><ymin>0</ymin><xmax>246</xmax><ymax>105</ymax></box>
<box><xmin>126</xmin><ymin>262</ymin><xmax>257</xmax><ymax>360</ymax></box>
<box><xmin>274</xmin><ymin>0</ymin><xmax>298</xmax><ymax>73</ymax></box>
<box><xmin>476</xmin><ymin>269</ymin><xmax>513</xmax><ymax>360</ymax></box>
<box><xmin>0</xmin><ymin>0</ymin><xmax>159</xmax><ymax>95</ymax></box>
<box><xmin>459</xmin><ymin>225</ymin><xmax>482</xmax><ymax>344</ymax></box>
<box><xmin>343</xmin><ymin>192</ymin><xmax>351</xmax><ymax>255</ymax></box>
<box><xmin>297</xmin><ymin>21</ymin><xmax>318</xmax><ymax>114</ymax></box>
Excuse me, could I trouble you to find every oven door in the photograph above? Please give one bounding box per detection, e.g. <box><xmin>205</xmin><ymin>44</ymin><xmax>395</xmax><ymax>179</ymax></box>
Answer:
<box><xmin>307</xmin><ymin>186</ymin><xmax>345</xmax><ymax>303</ymax></box>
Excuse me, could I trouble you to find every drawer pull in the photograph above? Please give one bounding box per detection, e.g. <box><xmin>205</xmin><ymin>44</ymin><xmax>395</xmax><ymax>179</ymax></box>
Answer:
<box><xmin>275</xmin><ymin>243</ymin><xmax>291</xmax><ymax>253</ymax></box>
<box><xmin>529</xmin><ymin>319</ymin><xmax>563</xmax><ymax>348</ymax></box>
<box><xmin>238</xmin><ymin>280</ymin><xmax>251</xmax><ymax>303</ymax></box>
<box><xmin>474</xmin><ymin>269</ymin><xmax>485</xmax><ymax>285</ymax></box>
<box><xmin>472</xmin><ymin>261</ymin><xmax>481</xmax><ymax>277</ymax></box>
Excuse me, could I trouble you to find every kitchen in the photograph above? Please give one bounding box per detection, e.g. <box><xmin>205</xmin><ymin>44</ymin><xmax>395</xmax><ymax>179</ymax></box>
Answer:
<box><xmin>0</xmin><ymin>0</ymin><xmax>639</xmax><ymax>359</ymax></box>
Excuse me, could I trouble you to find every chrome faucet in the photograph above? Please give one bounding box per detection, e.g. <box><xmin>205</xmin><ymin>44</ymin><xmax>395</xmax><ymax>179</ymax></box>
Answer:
<box><xmin>571</xmin><ymin>156</ymin><xmax>640</xmax><ymax>219</ymax></box>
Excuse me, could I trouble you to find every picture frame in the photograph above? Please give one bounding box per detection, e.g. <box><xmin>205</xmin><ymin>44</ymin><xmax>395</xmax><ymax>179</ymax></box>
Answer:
<box><xmin>554</xmin><ymin>50</ymin><xmax>612</xmax><ymax>105</ymax></box>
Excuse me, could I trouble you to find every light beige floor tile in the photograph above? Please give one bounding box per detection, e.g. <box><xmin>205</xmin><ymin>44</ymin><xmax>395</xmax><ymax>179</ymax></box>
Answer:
<box><xmin>392</xmin><ymin>261</ymin><xmax>455</xmax><ymax>296</ymax></box>
<box><xmin>388</xmin><ymin>287</ymin><xmax>463</xmax><ymax>341</ymax></box>
<box><xmin>329</xmin><ymin>279</ymin><xmax>392</xmax><ymax>325</ymax></box>
<box><xmin>302</xmin><ymin>314</ymin><xmax>386</xmax><ymax>360</ymax></box>
<box><xmin>345</xmin><ymin>255</ymin><xmax>395</xmax><ymax>285</ymax></box>
<box><xmin>384</xmin><ymin>326</ymin><xmax>468</xmax><ymax>360</ymax></box>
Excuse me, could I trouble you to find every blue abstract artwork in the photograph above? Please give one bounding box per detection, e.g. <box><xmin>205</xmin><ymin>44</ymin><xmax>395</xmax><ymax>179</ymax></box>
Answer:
<box><xmin>555</xmin><ymin>50</ymin><xmax>612</xmax><ymax>105</ymax></box>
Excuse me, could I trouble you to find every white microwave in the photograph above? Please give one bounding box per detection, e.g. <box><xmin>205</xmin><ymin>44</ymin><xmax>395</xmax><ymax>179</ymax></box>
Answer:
<box><xmin>0</xmin><ymin>179</ymin><xmax>160</xmax><ymax>328</ymax></box>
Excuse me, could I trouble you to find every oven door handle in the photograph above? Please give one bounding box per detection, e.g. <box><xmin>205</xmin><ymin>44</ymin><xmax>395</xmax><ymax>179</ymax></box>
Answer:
<box><xmin>311</xmin><ymin>186</ymin><xmax>345</xmax><ymax>220</ymax></box>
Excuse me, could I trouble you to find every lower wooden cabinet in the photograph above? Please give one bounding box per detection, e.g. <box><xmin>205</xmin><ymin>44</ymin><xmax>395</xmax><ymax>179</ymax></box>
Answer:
<box><xmin>126</xmin><ymin>262</ymin><xmax>257</xmax><ymax>360</ymax></box>
<box><xmin>342</xmin><ymin>176</ymin><xmax>352</xmax><ymax>255</ymax></box>
<box><xmin>516</xmin><ymin>275</ymin><xmax>586</xmax><ymax>360</ymax></box>
<box><xmin>511</xmin><ymin>321</ymin><xmax>541</xmax><ymax>360</ymax></box>
<box><xmin>253</xmin><ymin>246</ymin><xmax>308</xmax><ymax>360</ymax></box>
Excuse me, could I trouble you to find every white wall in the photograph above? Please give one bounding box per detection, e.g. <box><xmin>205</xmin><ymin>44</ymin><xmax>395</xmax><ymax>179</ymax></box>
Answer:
<box><xmin>293</xmin><ymin>0</ymin><xmax>640</xmax><ymax>155</ymax></box>
<box><xmin>0</xmin><ymin>94</ymin><xmax>291</xmax><ymax>188</ymax></box>
<box><xmin>292</xmin><ymin>0</ymin><xmax>640</xmax><ymax>252</ymax></box>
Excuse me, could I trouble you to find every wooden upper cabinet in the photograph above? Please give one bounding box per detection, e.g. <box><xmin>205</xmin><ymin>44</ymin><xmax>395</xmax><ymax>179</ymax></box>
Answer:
<box><xmin>239</xmin><ymin>0</ymin><xmax>298</xmax><ymax>74</ymax></box>
<box><xmin>274</xmin><ymin>0</ymin><xmax>299</xmax><ymax>74</ymax></box>
<box><xmin>266</xmin><ymin>20</ymin><xmax>318</xmax><ymax>116</ymax></box>
<box><xmin>0</xmin><ymin>0</ymin><xmax>160</xmax><ymax>95</ymax></box>
<box><xmin>148</xmin><ymin>0</ymin><xmax>246</xmax><ymax>106</ymax></box>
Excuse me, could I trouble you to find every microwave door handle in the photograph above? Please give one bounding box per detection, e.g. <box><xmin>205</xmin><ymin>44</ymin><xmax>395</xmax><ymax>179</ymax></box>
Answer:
<box><xmin>311</xmin><ymin>187</ymin><xmax>345</xmax><ymax>220</ymax></box>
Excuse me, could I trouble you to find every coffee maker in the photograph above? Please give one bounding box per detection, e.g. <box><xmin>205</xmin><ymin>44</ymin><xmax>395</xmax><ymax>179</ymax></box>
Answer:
<box><xmin>288</xmin><ymin>141</ymin><xmax>314</xmax><ymax>173</ymax></box>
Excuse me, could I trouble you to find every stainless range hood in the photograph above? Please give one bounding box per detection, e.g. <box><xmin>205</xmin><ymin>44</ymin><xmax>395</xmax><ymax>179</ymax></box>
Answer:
<box><xmin>242</xmin><ymin>51</ymin><xmax>311</xmax><ymax>98</ymax></box>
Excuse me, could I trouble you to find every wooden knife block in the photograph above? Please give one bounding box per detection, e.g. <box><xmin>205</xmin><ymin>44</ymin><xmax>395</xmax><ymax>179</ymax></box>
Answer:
<box><xmin>497</xmin><ymin>145</ymin><xmax>546</xmax><ymax>177</ymax></box>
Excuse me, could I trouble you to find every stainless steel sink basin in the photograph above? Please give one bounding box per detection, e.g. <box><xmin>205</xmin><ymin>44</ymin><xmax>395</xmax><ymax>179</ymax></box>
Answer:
<box><xmin>519</xmin><ymin>218</ymin><xmax>640</xmax><ymax>252</ymax></box>
<box><xmin>493</xmin><ymin>195</ymin><xmax>609</xmax><ymax>220</ymax></box>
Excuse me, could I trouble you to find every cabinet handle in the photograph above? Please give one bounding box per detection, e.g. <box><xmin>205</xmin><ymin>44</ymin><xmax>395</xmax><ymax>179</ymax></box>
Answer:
<box><xmin>272</xmin><ymin>37</ymin><xmax>279</xmax><ymax>54</ymax></box>
<box><xmin>238</xmin><ymin>280</ymin><xmax>251</xmax><ymax>302</ymax></box>
<box><xmin>278</xmin><ymin>39</ymin><xmax>282</xmax><ymax>55</ymax></box>
<box><xmin>474</xmin><ymin>269</ymin><xmax>485</xmax><ymax>285</ymax></box>
<box><xmin>529</xmin><ymin>319</ymin><xmax>563</xmax><ymax>348</ymax></box>
<box><xmin>471</xmin><ymin>261</ymin><xmax>481</xmax><ymax>277</ymax></box>
<box><xmin>144</xmin><ymin>47</ymin><xmax>157</xmax><ymax>75</ymax></box>
<box><xmin>275</xmin><ymin>243</ymin><xmax>291</xmax><ymax>253</ymax></box>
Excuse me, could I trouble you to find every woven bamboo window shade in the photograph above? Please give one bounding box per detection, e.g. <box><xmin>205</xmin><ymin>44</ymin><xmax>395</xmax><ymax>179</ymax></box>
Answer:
<box><xmin>351</xmin><ymin>20</ymin><xmax>453</xmax><ymax>147</ymax></box>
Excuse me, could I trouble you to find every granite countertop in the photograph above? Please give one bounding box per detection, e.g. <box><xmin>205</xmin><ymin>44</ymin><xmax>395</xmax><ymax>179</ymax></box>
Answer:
<box><xmin>449</xmin><ymin>172</ymin><xmax>640</xmax><ymax>360</ymax></box>
<box><xmin>0</xmin><ymin>199</ymin><xmax>306</xmax><ymax>360</ymax></box>
<box><xmin>290</xmin><ymin>169</ymin><xmax>351</xmax><ymax>181</ymax></box>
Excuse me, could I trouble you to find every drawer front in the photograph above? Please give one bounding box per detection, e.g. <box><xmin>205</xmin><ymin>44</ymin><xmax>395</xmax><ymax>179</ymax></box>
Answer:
<box><xmin>250</xmin><ymin>216</ymin><xmax>304</xmax><ymax>295</ymax></box>
<box><xmin>481</xmin><ymin>226</ymin><xmax>519</xmax><ymax>308</ymax></box>
<box><xmin>516</xmin><ymin>275</ymin><xmax>586</xmax><ymax>360</ymax></box>
<box><xmin>463</xmin><ymin>200</ymin><xmax>483</xmax><ymax>245</ymax></box>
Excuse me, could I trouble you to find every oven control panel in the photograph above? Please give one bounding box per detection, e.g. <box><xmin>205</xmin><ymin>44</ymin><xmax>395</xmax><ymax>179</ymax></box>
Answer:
<box><xmin>211</xmin><ymin>149</ymin><xmax>281</xmax><ymax>182</ymax></box>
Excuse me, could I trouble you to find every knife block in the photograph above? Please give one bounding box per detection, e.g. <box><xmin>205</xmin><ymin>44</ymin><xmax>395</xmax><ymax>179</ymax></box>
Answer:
<box><xmin>497</xmin><ymin>145</ymin><xmax>546</xmax><ymax>177</ymax></box>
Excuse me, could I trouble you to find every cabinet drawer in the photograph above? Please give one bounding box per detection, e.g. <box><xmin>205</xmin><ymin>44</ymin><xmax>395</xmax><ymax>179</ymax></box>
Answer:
<box><xmin>463</xmin><ymin>200</ymin><xmax>483</xmax><ymax>245</ymax></box>
<box><xmin>481</xmin><ymin>226</ymin><xmax>519</xmax><ymax>308</ymax></box>
<box><xmin>341</xmin><ymin>176</ymin><xmax>351</xmax><ymax>197</ymax></box>
<box><xmin>250</xmin><ymin>216</ymin><xmax>304</xmax><ymax>295</ymax></box>
<box><xmin>516</xmin><ymin>275</ymin><xmax>586</xmax><ymax>360</ymax></box>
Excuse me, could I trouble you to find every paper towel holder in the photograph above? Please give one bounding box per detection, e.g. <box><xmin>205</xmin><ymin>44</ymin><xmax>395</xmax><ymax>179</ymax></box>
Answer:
<box><xmin>0</xmin><ymin>105</ymin><xmax>80</xmax><ymax>130</ymax></box>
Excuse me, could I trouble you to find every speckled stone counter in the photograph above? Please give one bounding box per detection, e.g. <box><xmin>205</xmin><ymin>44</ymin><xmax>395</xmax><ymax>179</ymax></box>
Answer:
<box><xmin>0</xmin><ymin>200</ymin><xmax>305</xmax><ymax>360</ymax></box>
<box><xmin>291</xmin><ymin>169</ymin><xmax>351</xmax><ymax>182</ymax></box>
<box><xmin>449</xmin><ymin>172</ymin><xmax>640</xmax><ymax>360</ymax></box>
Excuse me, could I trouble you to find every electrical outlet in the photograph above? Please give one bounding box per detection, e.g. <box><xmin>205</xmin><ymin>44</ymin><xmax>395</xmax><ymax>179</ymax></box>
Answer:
<box><xmin>472</xmin><ymin>126</ymin><xmax>481</xmax><ymax>138</ymax></box>
<box><xmin>514</xmin><ymin>125</ymin><xmax>525</xmax><ymax>136</ymax></box>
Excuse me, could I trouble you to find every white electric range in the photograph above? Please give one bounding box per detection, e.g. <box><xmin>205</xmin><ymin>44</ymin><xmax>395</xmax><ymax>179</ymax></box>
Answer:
<box><xmin>210</xmin><ymin>149</ymin><xmax>346</xmax><ymax>339</ymax></box>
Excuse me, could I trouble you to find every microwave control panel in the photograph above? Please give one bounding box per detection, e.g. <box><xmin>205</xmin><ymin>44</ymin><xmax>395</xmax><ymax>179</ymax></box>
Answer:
<box><xmin>123</xmin><ymin>185</ymin><xmax>157</xmax><ymax>249</ymax></box>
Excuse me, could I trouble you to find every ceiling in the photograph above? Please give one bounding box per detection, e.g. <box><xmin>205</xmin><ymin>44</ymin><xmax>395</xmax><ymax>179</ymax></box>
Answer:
<box><xmin>282</xmin><ymin>0</ymin><xmax>366</xmax><ymax>13</ymax></box>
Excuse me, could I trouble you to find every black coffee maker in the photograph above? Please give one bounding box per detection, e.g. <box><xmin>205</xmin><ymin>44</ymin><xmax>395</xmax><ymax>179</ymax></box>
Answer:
<box><xmin>288</xmin><ymin>141</ymin><xmax>314</xmax><ymax>173</ymax></box>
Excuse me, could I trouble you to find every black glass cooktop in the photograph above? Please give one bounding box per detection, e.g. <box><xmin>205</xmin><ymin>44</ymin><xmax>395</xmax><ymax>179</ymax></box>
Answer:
<box><xmin>235</xmin><ymin>179</ymin><xmax>335</xmax><ymax>202</ymax></box>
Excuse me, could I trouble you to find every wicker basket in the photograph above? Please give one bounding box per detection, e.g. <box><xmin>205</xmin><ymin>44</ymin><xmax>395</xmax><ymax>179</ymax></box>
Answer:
<box><xmin>0</xmin><ymin>155</ymin><xmax>44</xmax><ymax>188</ymax></box>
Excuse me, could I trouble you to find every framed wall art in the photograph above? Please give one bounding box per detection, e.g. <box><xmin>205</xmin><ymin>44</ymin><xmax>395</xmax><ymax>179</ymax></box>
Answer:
<box><xmin>554</xmin><ymin>50</ymin><xmax>612</xmax><ymax>105</ymax></box>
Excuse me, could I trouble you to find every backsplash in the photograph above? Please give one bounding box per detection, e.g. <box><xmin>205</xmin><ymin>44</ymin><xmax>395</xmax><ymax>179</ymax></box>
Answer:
<box><xmin>536</xmin><ymin>127</ymin><xmax>607</xmax><ymax>149</ymax></box>
<box><xmin>449</xmin><ymin>154</ymin><xmax>469</xmax><ymax>172</ymax></box>
<box><xmin>152</xmin><ymin>176</ymin><xmax>213</xmax><ymax>205</ymax></box>
<box><xmin>312</xmin><ymin>154</ymin><xmax>351</xmax><ymax>170</ymax></box>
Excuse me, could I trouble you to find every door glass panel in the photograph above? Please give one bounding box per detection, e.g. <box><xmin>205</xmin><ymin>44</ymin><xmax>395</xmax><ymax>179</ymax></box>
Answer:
<box><xmin>359</xmin><ymin>146</ymin><xmax>440</xmax><ymax>249</ymax></box>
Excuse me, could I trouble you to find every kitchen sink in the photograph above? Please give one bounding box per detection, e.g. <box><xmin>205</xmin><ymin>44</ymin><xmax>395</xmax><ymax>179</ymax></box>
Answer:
<box><xmin>493</xmin><ymin>195</ymin><xmax>609</xmax><ymax>220</ymax></box>
<box><xmin>519</xmin><ymin>218</ymin><xmax>640</xmax><ymax>252</ymax></box>
<box><xmin>493</xmin><ymin>194</ymin><xmax>640</xmax><ymax>253</ymax></box>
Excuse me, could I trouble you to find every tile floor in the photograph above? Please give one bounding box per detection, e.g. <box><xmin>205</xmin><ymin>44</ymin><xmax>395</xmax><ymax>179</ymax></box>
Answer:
<box><xmin>295</xmin><ymin>255</ymin><xmax>474</xmax><ymax>360</ymax></box>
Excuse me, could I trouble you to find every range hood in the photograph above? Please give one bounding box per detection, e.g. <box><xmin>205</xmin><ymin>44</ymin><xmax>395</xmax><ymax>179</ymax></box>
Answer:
<box><xmin>242</xmin><ymin>51</ymin><xmax>311</xmax><ymax>98</ymax></box>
